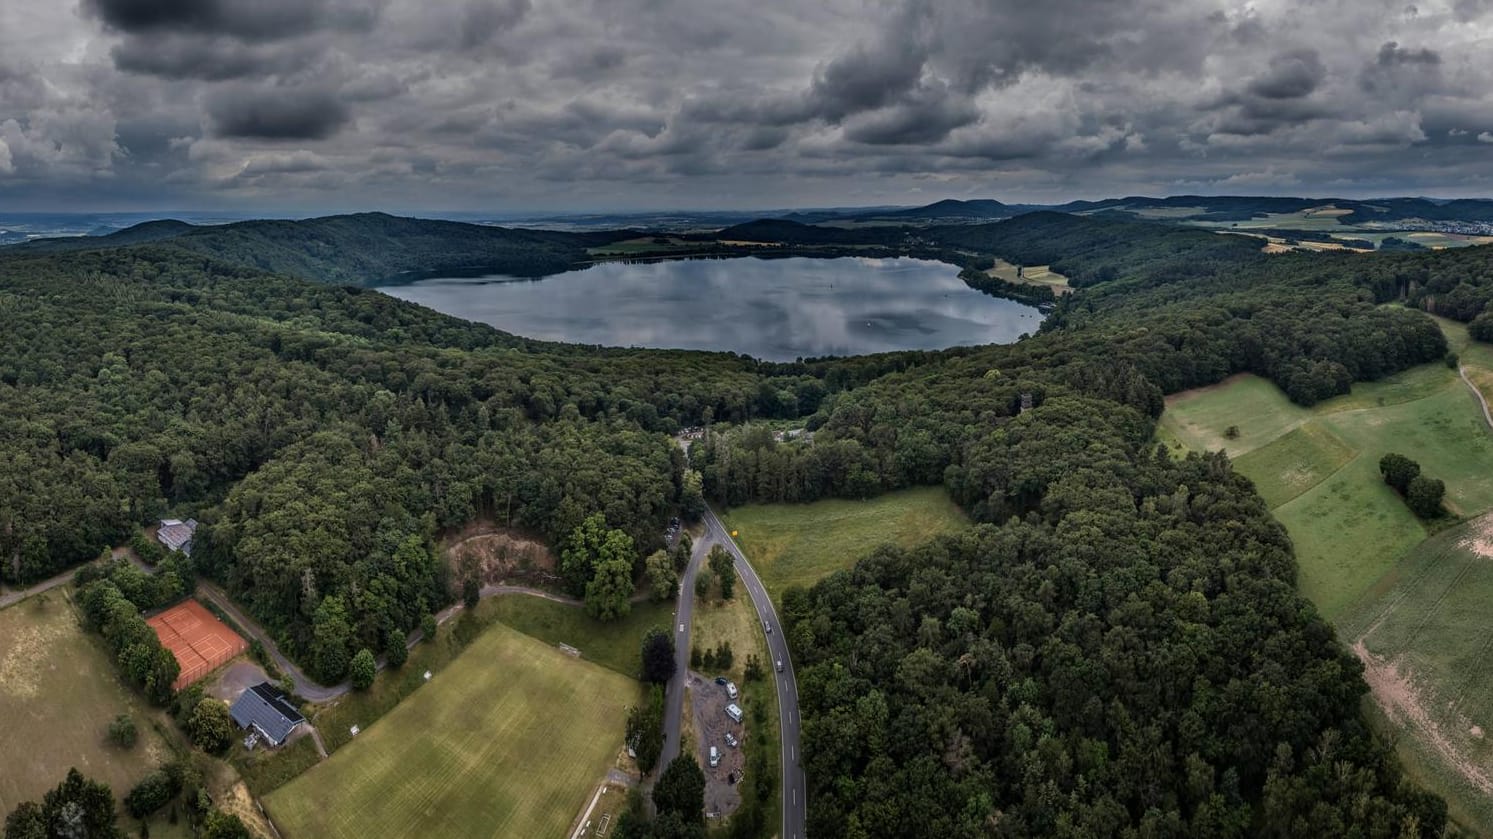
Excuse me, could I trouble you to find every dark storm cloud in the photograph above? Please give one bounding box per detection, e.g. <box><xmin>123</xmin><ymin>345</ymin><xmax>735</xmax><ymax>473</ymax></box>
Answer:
<box><xmin>206</xmin><ymin>88</ymin><xmax>351</xmax><ymax>139</ymax></box>
<box><xmin>83</xmin><ymin>0</ymin><xmax>377</xmax><ymax>41</ymax></box>
<box><xmin>1247</xmin><ymin>50</ymin><xmax>1326</xmax><ymax>100</ymax></box>
<box><xmin>4</xmin><ymin>0</ymin><xmax>1493</xmax><ymax>209</ymax></box>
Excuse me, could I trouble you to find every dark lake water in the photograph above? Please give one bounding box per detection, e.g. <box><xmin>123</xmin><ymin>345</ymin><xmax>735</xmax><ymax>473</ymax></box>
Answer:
<box><xmin>377</xmin><ymin>256</ymin><xmax>1043</xmax><ymax>361</ymax></box>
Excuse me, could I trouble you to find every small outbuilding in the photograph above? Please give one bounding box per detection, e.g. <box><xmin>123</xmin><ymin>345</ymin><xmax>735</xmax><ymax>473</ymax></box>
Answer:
<box><xmin>156</xmin><ymin>518</ymin><xmax>198</xmax><ymax>556</ymax></box>
<box><xmin>230</xmin><ymin>682</ymin><xmax>305</xmax><ymax>747</ymax></box>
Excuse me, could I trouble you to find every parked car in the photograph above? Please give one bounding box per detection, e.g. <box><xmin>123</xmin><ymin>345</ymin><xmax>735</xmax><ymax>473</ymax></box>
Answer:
<box><xmin>725</xmin><ymin>732</ymin><xmax>738</xmax><ymax>748</ymax></box>
<box><xmin>709</xmin><ymin>745</ymin><xmax>721</xmax><ymax>767</ymax></box>
<box><xmin>714</xmin><ymin>676</ymin><xmax>727</xmax><ymax>686</ymax></box>
<box><xmin>726</xmin><ymin>681</ymin><xmax>738</xmax><ymax>699</ymax></box>
<box><xmin>726</xmin><ymin>703</ymin><xmax>743</xmax><ymax>723</ymax></box>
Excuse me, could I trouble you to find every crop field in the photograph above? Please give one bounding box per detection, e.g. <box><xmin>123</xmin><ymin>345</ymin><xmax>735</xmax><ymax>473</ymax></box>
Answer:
<box><xmin>0</xmin><ymin>592</ymin><xmax>176</xmax><ymax>814</ymax></box>
<box><xmin>986</xmin><ymin>259</ymin><xmax>1071</xmax><ymax>293</ymax></box>
<box><xmin>266</xmin><ymin>622</ymin><xmax>638</xmax><ymax>839</ymax></box>
<box><xmin>721</xmin><ymin>486</ymin><xmax>968</xmax><ymax>597</ymax></box>
<box><xmin>1337</xmin><ymin>515</ymin><xmax>1493</xmax><ymax>835</ymax></box>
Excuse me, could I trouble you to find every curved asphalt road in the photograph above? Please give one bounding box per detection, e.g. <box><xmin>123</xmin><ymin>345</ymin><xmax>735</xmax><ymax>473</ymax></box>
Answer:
<box><xmin>692</xmin><ymin>506</ymin><xmax>807</xmax><ymax>839</ymax></box>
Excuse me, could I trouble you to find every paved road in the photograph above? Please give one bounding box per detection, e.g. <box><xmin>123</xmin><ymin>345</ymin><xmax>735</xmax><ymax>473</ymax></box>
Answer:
<box><xmin>659</xmin><ymin>530</ymin><xmax>709</xmax><ymax>771</ymax></box>
<box><xmin>699</xmin><ymin>506</ymin><xmax>807</xmax><ymax>839</ymax></box>
<box><xmin>0</xmin><ymin>567</ymin><xmax>75</xmax><ymax>610</ymax></box>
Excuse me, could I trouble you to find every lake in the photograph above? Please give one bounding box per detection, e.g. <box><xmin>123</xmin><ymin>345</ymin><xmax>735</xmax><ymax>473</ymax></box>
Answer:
<box><xmin>377</xmin><ymin>256</ymin><xmax>1043</xmax><ymax>361</ymax></box>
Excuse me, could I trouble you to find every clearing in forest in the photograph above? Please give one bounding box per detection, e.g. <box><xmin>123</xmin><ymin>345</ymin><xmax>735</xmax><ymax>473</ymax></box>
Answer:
<box><xmin>0</xmin><ymin>592</ymin><xmax>176</xmax><ymax>814</ymax></box>
<box><xmin>985</xmin><ymin>258</ymin><xmax>1071</xmax><ymax>294</ymax></box>
<box><xmin>721</xmin><ymin>486</ymin><xmax>968</xmax><ymax>597</ymax></box>
<box><xmin>264</xmin><ymin>622</ymin><xmax>637</xmax><ymax>839</ymax></box>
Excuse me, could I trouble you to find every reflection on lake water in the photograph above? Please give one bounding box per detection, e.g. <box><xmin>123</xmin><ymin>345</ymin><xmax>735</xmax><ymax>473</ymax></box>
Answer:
<box><xmin>377</xmin><ymin>256</ymin><xmax>1043</xmax><ymax>361</ymax></box>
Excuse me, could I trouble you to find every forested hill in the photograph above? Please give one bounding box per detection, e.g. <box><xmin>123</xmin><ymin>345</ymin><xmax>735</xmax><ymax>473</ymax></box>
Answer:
<box><xmin>11</xmin><ymin>212</ymin><xmax>629</xmax><ymax>285</ymax></box>
<box><xmin>0</xmin><ymin>211</ymin><xmax>1479</xmax><ymax>835</ymax></box>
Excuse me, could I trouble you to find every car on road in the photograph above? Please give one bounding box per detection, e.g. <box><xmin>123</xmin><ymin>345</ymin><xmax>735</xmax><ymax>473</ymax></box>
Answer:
<box><xmin>775</xmin><ymin>659</ymin><xmax>783</xmax><ymax>672</ymax></box>
<box><xmin>764</xmin><ymin>621</ymin><xmax>772</xmax><ymax>634</ymax></box>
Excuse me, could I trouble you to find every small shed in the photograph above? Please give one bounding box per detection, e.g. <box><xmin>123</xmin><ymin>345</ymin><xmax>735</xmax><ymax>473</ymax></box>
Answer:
<box><xmin>230</xmin><ymin>682</ymin><xmax>305</xmax><ymax>747</ymax></box>
<box><xmin>156</xmin><ymin>518</ymin><xmax>198</xmax><ymax>556</ymax></box>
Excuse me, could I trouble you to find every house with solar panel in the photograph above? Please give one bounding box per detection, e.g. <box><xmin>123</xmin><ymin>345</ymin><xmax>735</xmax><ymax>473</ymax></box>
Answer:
<box><xmin>230</xmin><ymin>682</ymin><xmax>306</xmax><ymax>747</ymax></box>
<box><xmin>156</xmin><ymin>518</ymin><xmax>198</xmax><ymax>557</ymax></box>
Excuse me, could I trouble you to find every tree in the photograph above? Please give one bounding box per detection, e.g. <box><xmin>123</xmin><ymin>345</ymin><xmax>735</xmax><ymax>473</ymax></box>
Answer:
<box><xmin>350</xmin><ymin>648</ymin><xmax>377</xmax><ymax>690</ymax></box>
<box><xmin>385</xmin><ymin>628</ymin><xmax>408</xmax><ymax>669</ymax></box>
<box><xmin>671</xmin><ymin>533</ymin><xmax>693</xmax><ymax>573</ymax></box>
<box><xmin>561</xmin><ymin>513</ymin><xmax>609</xmax><ymax>596</ymax></box>
<box><xmin>1407</xmin><ymin>475</ymin><xmax>1446</xmax><ymax>518</ymax></box>
<box><xmin>679</xmin><ymin>470</ymin><xmax>706</xmax><ymax>521</ymax></box>
<box><xmin>694</xmin><ymin>570</ymin><xmax>711</xmax><ymax>599</ymax></box>
<box><xmin>35</xmin><ymin>769</ymin><xmax>120</xmax><ymax>839</ymax></box>
<box><xmin>652</xmin><ymin>755</ymin><xmax>706</xmax><ymax>823</ymax></box>
<box><xmin>1379</xmin><ymin>452</ymin><xmax>1421</xmax><ymax>494</ymax></box>
<box><xmin>108</xmin><ymin>715</ymin><xmax>138</xmax><ymax>749</ymax></box>
<box><xmin>420</xmin><ymin>613</ymin><xmax>438</xmax><ymax>643</ymax></box>
<box><xmin>708</xmin><ymin>546</ymin><xmax>735</xmax><ymax>600</ymax></box>
<box><xmin>645</xmin><ymin>550</ymin><xmax>678</xmax><ymax>601</ymax></box>
<box><xmin>187</xmin><ymin>699</ymin><xmax>234</xmax><ymax>753</ymax></box>
<box><xmin>462</xmin><ymin>576</ymin><xmax>480</xmax><ymax>610</ymax></box>
<box><xmin>585</xmin><ymin>557</ymin><xmax>634</xmax><ymax>621</ymax></box>
<box><xmin>311</xmin><ymin>595</ymin><xmax>353</xmax><ymax>684</ymax></box>
<box><xmin>641</xmin><ymin>628</ymin><xmax>676</xmax><ymax>684</ymax></box>
<box><xmin>4</xmin><ymin>802</ymin><xmax>45</xmax><ymax>839</ymax></box>
<box><xmin>624</xmin><ymin>686</ymin><xmax>666</xmax><ymax>773</ymax></box>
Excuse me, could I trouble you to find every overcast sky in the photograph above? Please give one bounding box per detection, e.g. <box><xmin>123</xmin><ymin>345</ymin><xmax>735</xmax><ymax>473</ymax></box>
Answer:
<box><xmin>3</xmin><ymin>0</ymin><xmax>1493</xmax><ymax>212</ymax></box>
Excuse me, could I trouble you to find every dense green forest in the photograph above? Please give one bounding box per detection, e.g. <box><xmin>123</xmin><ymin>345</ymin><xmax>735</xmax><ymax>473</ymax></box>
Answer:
<box><xmin>3</xmin><ymin>209</ymin><xmax>1491</xmax><ymax>834</ymax></box>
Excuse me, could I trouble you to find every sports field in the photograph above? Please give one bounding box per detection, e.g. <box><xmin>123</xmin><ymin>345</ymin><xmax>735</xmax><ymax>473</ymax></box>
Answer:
<box><xmin>147</xmin><ymin>599</ymin><xmax>248</xmax><ymax>689</ymax></box>
<box><xmin>265</xmin><ymin>622</ymin><xmax>638</xmax><ymax>839</ymax></box>
<box><xmin>0</xmin><ymin>592</ymin><xmax>175</xmax><ymax>813</ymax></box>
<box><xmin>720</xmin><ymin>486</ymin><xmax>968</xmax><ymax>597</ymax></box>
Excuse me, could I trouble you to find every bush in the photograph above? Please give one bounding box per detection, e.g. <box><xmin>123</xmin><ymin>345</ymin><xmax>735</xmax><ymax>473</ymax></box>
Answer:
<box><xmin>1379</xmin><ymin>452</ymin><xmax>1421</xmax><ymax>494</ymax></box>
<box><xmin>108</xmin><ymin>714</ymin><xmax>138</xmax><ymax>749</ymax></box>
<box><xmin>124</xmin><ymin>769</ymin><xmax>181</xmax><ymax>818</ymax></box>
<box><xmin>420</xmin><ymin>613</ymin><xmax>438</xmax><ymax>642</ymax></box>
<box><xmin>641</xmin><ymin>628</ymin><xmax>676</xmax><ymax>684</ymax></box>
<box><xmin>1447</xmin><ymin>353</ymin><xmax>1461</xmax><ymax>369</ymax></box>
<box><xmin>350</xmin><ymin>648</ymin><xmax>377</xmax><ymax>690</ymax></box>
<box><xmin>385</xmin><ymin>628</ymin><xmax>408</xmax><ymax>669</ymax></box>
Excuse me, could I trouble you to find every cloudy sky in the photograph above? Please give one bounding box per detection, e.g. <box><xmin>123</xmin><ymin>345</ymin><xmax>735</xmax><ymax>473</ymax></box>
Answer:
<box><xmin>3</xmin><ymin>0</ymin><xmax>1493</xmax><ymax>212</ymax></box>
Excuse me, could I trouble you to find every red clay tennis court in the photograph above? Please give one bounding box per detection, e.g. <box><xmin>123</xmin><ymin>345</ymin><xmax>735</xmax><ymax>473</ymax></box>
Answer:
<box><xmin>147</xmin><ymin>600</ymin><xmax>249</xmax><ymax>690</ymax></box>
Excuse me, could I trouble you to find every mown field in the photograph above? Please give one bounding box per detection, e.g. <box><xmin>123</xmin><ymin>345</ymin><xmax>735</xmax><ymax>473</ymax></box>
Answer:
<box><xmin>721</xmin><ymin>486</ymin><xmax>969</xmax><ymax>597</ymax></box>
<box><xmin>986</xmin><ymin>258</ymin><xmax>1071</xmax><ymax>294</ymax></box>
<box><xmin>0</xmin><ymin>592</ymin><xmax>178</xmax><ymax>815</ymax></box>
<box><xmin>490</xmin><ymin>594</ymin><xmax>673</xmax><ymax>679</ymax></box>
<box><xmin>266</xmin><ymin>622</ymin><xmax>638</xmax><ymax>839</ymax></box>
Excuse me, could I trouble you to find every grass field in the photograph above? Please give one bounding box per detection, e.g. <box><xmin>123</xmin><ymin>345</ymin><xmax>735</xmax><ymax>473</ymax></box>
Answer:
<box><xmin>266</xmin><ymin>622</ymin><xmax>639</xmax><ymax>839</ymax></box>
<box><xmin>1161</xmin><ymin>356</ymin><xmax>1493</xmax><ymax>619</ymax></box>
<box><xmin>721</xmin><ymin>486</ymin><xmax>968</xmax><ymax>597</ymax></box>
<box><xmin>490</xmin><ymin>595</ymin><xmax>674</xmax><ymax>678</ymax></box>
<box><xmin>0</xmin><ymin>592</ymin><xmax>178</xmax><ymax>815</ymax></box>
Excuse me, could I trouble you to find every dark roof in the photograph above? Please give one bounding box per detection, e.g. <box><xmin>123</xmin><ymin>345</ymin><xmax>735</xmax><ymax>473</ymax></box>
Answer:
<box><xmin>230</xmin><ymin>682</ymin><xmax>305</xmax><ymax>745</ymax></box>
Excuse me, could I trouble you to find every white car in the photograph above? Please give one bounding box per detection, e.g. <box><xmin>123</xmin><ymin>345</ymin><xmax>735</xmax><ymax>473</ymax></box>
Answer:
<box><xmin>724</xmin><ymin>732</ymin><xmax>738</xmax><ymax>748</ymax></box>
<box><xmin>764</xmin><ymin>621</ymin><xmax>772</xmax><ymax>634</ymax></box>
<box><xmin>709</xmin><ymin>745</ymin><xmax>721</xmax><ymax>767</ymax></box>
<box><xmin>726</xmin><ymin>681</ymin><xmax>738</xmax><ymax>699</ymax></box>
<box><xmin>775</xmin><ymin>659</ymin><xmax>783</xmax><ymax>672</ymax></box>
